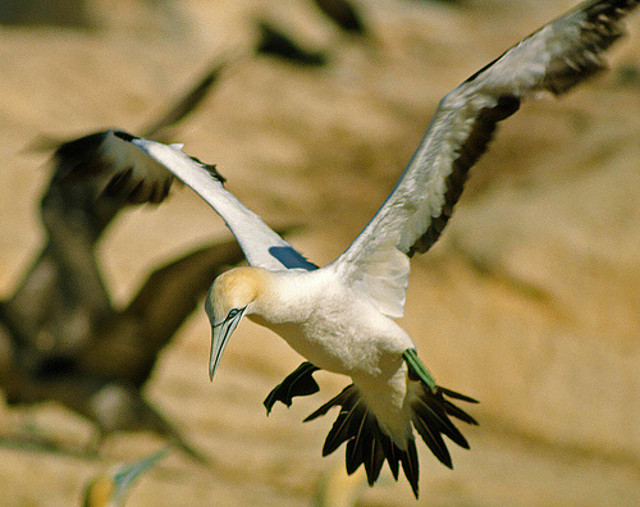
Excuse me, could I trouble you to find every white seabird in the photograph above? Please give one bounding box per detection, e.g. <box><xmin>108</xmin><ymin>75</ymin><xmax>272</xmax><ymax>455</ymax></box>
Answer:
<box><xmin>75</xmin><ymin>0</ymin><xmax>638</xmax><ymax>497</ymax></box>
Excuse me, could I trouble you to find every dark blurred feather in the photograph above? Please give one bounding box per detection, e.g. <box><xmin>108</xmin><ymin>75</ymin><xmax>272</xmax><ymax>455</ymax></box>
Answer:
<box><xmin>141</xmin><ymin>56</ymin><xmax>229</xmax><ymax>139</ymax></box>
<box><xmin>79</xmin><ymin>240</ymin><xmax>244</xmax><ymax>387</ymax></box>
<box><xmin>256</xmin><ymin>19</ymin><xmax>327</xmax><ymax>66</ymax></box>
<box><xmin>310</xmin><ymin>0</ymin><xmax>367</xmax><ymax>35</ymax></box>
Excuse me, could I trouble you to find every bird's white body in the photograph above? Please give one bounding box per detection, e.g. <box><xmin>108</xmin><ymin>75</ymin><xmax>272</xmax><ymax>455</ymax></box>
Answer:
<box><xmin>248</xmin><ymin>267</ymin><xmax>412</xmax><ymax>374</ymax></box>
<box><xmin>227</xmin><ymin>266</ymin><xmax>416</xmax><ymax>441</ymax></box>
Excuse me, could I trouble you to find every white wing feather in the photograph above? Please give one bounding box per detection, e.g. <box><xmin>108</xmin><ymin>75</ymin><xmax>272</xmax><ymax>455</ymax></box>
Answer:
<box><xmin>127</xmin><ymin>136</ymin><xmax>316</xmax><ymax>272</ymax></box>
<box><xmin>331</xmin><ymin>0</ymin><xmax>638</xmax><ymax>318</ymax></box>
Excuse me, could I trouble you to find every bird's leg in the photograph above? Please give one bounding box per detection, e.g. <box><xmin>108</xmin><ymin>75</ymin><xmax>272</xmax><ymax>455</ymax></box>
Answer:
<box><xmin>263</xmin><ymin>362</ymin><xmax>321</xmax><ymax>414</ymax></box>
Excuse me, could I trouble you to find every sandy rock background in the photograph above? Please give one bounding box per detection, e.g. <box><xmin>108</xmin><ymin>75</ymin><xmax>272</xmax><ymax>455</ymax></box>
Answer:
<box><xmin>0</xmin><ymin>0</ymin><xmax>639</xmax><ymax>504</ymax></box>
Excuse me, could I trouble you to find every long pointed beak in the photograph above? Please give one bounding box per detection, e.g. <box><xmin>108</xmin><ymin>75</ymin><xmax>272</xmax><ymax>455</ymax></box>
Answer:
<box><xmin>209</xmin><ymin>311</ymin><xmax>244</xmax><ymax>381</ymax></box>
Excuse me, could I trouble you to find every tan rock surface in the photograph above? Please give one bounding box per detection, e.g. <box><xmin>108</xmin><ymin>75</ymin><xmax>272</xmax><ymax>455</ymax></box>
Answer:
<box><xmin>0</xmin><ymin>0</ymin><xmax>639</xmax><ymax>504</ymax></box>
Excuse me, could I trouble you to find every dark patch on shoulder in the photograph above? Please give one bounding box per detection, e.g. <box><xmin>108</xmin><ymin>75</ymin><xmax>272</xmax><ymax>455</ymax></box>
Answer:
<box><xmin>268</xmin><ymin>246</ymin><xmax>318</xmax><ymax>270</ymax></box>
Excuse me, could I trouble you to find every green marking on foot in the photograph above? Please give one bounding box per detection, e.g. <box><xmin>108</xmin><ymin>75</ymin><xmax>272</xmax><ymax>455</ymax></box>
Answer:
<box><xmin>403</xmin><ymin>348</ymin><xmax>437</xmax><ymax>392</ymax></box>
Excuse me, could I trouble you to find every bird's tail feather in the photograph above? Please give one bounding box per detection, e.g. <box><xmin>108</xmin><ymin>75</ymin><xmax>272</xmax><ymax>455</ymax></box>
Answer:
<box><xmin>304</xmin><ymin>381</ymin><xmax>476</xmax><ymax>499</ymax></box>
<box><xmin>409</xmin><ymin>382</ymin><xmax>477</xmax><ymax>470</ymax></box>
<box><xmin>304</xmin><ymin>384</ymin><xmax>411</xmax><ymax>490</ymax></box>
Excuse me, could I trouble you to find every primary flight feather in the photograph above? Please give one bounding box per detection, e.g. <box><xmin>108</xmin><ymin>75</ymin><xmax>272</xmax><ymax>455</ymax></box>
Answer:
<box><xmin>76</xmin><ymin>0</ymin><xmax>638</xmax><ymax>498</ymax></box>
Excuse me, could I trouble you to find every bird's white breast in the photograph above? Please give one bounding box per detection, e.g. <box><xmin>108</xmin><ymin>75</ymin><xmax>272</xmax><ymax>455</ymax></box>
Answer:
<box><xmin>250</xmin><ymin>268</ymin><xmax>414</xmax><ymax>379</ymax></box>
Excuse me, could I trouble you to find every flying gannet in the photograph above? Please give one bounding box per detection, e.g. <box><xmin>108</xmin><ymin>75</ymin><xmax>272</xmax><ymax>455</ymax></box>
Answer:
<box><xmin>72</xmin><ymin>0</ymin><xmax>639</xmax><ymax>498</ymax></box>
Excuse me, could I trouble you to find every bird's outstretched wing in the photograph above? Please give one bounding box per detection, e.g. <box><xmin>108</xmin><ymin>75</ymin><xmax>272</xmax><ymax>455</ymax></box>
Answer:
<box><xmin>115</xmin><ymin>132</ymin><xmax>317</xmax><ymax>271</ymax></box>
<box><xmin>52</xmin><ymin>129</ymin><xmax>176</xmax><ymax>204</ymax></box>
<box><xmin>331</xmin><ymin>0</ymin><xmax>639</xmax><ymax>318</ymax></box>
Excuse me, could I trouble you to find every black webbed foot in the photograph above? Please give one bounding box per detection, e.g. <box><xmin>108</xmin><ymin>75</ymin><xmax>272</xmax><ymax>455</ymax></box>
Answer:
<box><xmin>264</xmin><ymin>362</ymin><xmax>320</xmax><ymax>415</ymax></box>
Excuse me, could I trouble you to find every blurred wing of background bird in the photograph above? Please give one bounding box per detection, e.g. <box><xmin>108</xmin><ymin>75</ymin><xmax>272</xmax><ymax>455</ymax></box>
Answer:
<box><xmin>79</xmin><ymin>239</ymin><xmax>245</xmax><ymax>387</ymax></box>
<box><xmin>140</xmin><ymin>56</ymin><xmax>230</xmax><ymax>141</ymax></box>
<box><xmin>3</xmin><ymin>47</ymin><xmax>232</xmax><ymax>361</ymax></box>
<box><xmin>310</xmin><ymin>0</ymin><xmax>367</xmax><ymax>35</ymax></box>
<box><xmin>255</xmin><ymin>19</ymin><xmax>328</xmax><ymax>66</ymax></box>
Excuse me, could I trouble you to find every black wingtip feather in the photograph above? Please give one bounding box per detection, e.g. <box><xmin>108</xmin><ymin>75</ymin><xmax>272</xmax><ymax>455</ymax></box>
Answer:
<box><xmin>442</xmin><ymin>399</ymin><xmax>479</xmax><ymax>426</ymax></box>
<box><xmin>438</xmin><ymin>386</ymin><xmax>479</xmax><ymax>404</ymax></box>
<box><xmin>378</xmin><ymin>429</ymin><xmax>400</xmax><ymax>480</ymax></box>
<box><xmin>411</xmin><ymin>411</ymin><xmax>452</xmax><ymax>468</ymax></box>
<box><xmin>364</xmin><ymin>431</ymin><xmax>386</xmax><ymax>486</ymax></box>
<box><xmin>320</xmin><ymin>389</ymin><xmax>361</xmax><ymax>457</ymax></box>
<box><xmin>400</xmin><ymin>439</ymin><xmax>420</xmax><ymax>498</ymax></box>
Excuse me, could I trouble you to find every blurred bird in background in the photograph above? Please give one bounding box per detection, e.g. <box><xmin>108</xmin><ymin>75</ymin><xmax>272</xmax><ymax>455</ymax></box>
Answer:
<box><xmin>82</xmin><ymin>446</ymin><xmax>170</xmax><ymax>507</ymax></box>
<box><xmin>0</xmin><ymin>55</ymin><xmax>243</xmax><ymax>461</ymax></box>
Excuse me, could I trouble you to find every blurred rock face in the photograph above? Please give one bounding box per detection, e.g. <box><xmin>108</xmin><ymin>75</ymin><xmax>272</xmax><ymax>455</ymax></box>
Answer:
<box><xmin>0</xmin><ymin>0</ymin><xmax>88</xmax><ymax>27</ymax></box>
<box><xmin>0</xmin><ymin>0</ymin><xmax>639</xmax><ymax>505</ymax></box>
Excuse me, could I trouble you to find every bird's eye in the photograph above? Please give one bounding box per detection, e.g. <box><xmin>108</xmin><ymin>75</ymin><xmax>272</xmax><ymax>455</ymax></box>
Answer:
<box><xmin>228</xmin><ymin>309</ymin><xmax>240</xmax><ymax>318</ymax></box>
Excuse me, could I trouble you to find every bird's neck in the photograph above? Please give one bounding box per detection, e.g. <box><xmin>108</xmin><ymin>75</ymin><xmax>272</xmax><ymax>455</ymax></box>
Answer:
<box><xmin>251</xmin><ymin>269</ymin><xmax>330</xmax><ymax>325</ymax></box>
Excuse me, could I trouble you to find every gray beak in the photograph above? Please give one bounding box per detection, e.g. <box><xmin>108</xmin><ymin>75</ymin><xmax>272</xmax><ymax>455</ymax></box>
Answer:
<box><xmin>113</xmin><ymin>447</ymin><xmax>169</xmax><ymax>503</ymax></box>
<box><xmin>209</xmin><ymin>309</ymin><xmax>245</xmax><ymax>381</ymax></box>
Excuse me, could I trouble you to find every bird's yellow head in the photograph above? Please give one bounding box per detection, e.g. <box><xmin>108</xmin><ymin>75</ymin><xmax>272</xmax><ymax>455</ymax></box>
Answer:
<box><xmin>205</xmin><ymin>267</ymin><xmax>267</xmax><ymax>381</ymax></box>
